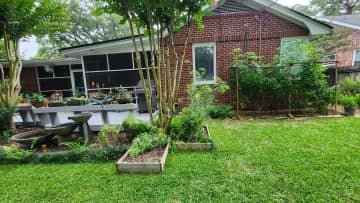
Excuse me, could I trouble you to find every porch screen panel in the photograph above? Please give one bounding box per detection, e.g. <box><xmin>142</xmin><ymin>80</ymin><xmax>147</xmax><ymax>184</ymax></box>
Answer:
<box><xmin>84</xmin><ymin>55</ymin><xmax>108</xmax><ymax>71</ymax></box>
<box><xmin>39</xmin><ymin>78</ymin><xmax>72</xmax><ymax>91</ymax></box>
<box><xmin>108</xmin><ymin>53</ymin><xmax>133</xmax><ymax>70</ymax></box>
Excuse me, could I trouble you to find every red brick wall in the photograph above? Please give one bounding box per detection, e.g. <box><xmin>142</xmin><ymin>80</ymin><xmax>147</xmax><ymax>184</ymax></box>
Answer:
<box><xmin>332</xmin><ymin>25</ymin><xmax>360</xmax><ymax>68</ymax></box>
<box><xmin>171</xmin><ymin>11</ymin><xmax>309</xmax><ymax>107</ymax></box>
<box><xmin>21</xmin><ymin>67</ymin><xmax>38</xmax><ymax>93</ymax></box>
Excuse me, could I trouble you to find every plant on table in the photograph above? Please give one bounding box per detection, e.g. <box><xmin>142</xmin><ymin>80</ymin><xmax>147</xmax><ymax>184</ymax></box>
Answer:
<box><xmin>67</xmin><ymin>96</ymin><xmax>90</xmax><ymax>106</ymax></box>
<box><xmin>30</xmin><ymin>93</ymin><xmax>49</xmax><ymax>108</ymax></box>
<box><xmin>114</xmin><ymin>86</ymin><xmax>133</xmax><ymax>104</ymax></box>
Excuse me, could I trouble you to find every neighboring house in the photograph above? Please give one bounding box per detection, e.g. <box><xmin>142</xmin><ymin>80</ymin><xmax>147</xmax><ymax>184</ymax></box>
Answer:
<box><xmin>317</xmin><ymin>14</ymin><xmax>360</xmax><ymax>82</ymax></box>
<box><xmin>8</xmin><ymin>0</ymin><xmax>332</xmax><ymax>106</ymax></box>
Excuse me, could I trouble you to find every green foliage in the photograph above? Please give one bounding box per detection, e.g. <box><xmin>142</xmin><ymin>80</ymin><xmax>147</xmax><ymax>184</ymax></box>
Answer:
<box><xmin>339</xmin><ymin>77</ymin><xmax>360</xmax><ymax>96</ymax></box>
<box><xmin>122</xmin><ymin>115</ymin><xmax>156</xmax><ymax>137</ymax></box>
<box><xmin>98</xmin><ymin>124</ymin><xmax>121</xmax><ymax>147</ymax></box>
<box><xmin>0</xmin><ymin>101</ymin><xmax>16</xmax><ymax>131</ymax></box>
<box><xmin>0</xmin><ymin>0</ymin><xmax>68</xmax><ymax>41</ymax></box>
<box><xmin>129</xmin><ymin>132</ymin><xmax>169</xmax><ymax>158</ymax></box>
<box><xmin>185</xmin><ymin>77</ymin><xmax>229</xmax><ymax>118</ymax></box>
<box><xmin>35</xmin><ymin>0</ymin><xmax>130</xmax><ymax>59</ymax></box>
<box><xmin>67</xmin><ymin>97</ymin><xmax>90</xmax><ymax>106</ymax></box>
<box><xmin>114</xmin><ymin>86</ymin><xmax>133</xmax><ymax>104</ymax></box>
<box><xmin>207</xmin><ymin>105</ymin><xmax>234</xmax><ymax>119</ymax></box>
<box><xmin>230</xmin><ymin>42</ymin><xmax>331</xmax><ymax>112</ymax></box>
<box><xmin>30</xmin><ymin>93</ymin><xmax>47</xmax><ymax>103</ymax></box>
<box><xmin>60</xmin><ymin>142</ymin><xmax>88</xmax><ymax>154</ymax></box>
<box><xmin>338</xmin><ymin>94</ymin><xmax>357</xmax><ymax>108</ymax></box>
<box><xmin>169</xmin><ymin>114</ymin><xmax>206</xmax><ymax>143</ymax></box>
<box><xmin>0</xmin><ymin>145</ymin><xmax>127</xmax><ymax>164</ymax></box>
<box><xmin>2</xmin><ymin>145</ymin><xmax>33</xmax><ymax>161</ymax></box>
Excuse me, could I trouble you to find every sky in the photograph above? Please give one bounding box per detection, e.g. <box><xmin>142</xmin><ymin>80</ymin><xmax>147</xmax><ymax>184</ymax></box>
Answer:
<box><xmin>20</xmin><ymin>0</ymin><xmax>310</xmax><ymax>59</ymax></box>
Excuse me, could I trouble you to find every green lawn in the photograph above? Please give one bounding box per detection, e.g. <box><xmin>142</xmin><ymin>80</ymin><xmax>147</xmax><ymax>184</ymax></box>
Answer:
<box><xmin>1</xmin><ymin>118</ymin><xmax>360</xmax><ymax>202</ymax></box>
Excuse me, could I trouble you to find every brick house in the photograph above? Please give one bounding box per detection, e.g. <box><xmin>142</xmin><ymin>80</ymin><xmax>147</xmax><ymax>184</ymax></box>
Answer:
<box><xmin>317</xmin><ymin>14</ymin><xmax>360</xmax><ymax>82</ymax></box>
<box><xmin>11</xmin><ymin>0</ymin><xmax>331</xmax><ymax>106</ymax></box>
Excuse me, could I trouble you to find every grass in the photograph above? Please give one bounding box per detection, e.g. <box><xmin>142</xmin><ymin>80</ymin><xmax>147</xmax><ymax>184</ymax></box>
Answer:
<box><xmin>1</xmin><ymin>117</ymin><xmax>360</xmax><ymax>202</ymax></box>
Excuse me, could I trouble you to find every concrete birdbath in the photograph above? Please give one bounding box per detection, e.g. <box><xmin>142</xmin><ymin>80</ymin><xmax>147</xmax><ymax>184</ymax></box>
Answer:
<box><xmin>10</xmin><ymin>129</ymin><xmax>53</xmax><ymax>147</ymax></box>
<box><xmin>68</xmin><ymin>112</ymin><xmax>92</xmax><ymax>144</ymax></box>
<box><xmin>45</xmin><ymin>122</ymin><xmax>79</xmax><ymax>136</ymax></box>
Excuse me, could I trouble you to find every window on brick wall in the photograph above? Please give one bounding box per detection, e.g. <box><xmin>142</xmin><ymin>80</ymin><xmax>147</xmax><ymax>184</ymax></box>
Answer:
<box><xmin>353</xmin><ymin>49</ymin><xmax>360</xmax><ymax>66</ymax></box>
<box><xmin>192</xmin><ymin>43</ymin><xmax>216</xmax><ymax>85</ymax></box>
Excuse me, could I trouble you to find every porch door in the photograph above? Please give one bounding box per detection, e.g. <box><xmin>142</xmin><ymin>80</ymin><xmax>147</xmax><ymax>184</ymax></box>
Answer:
<box><xmin>71</xmin><ymin>70</ymin><xmax>86</xmax><ymax>96</ymax></box>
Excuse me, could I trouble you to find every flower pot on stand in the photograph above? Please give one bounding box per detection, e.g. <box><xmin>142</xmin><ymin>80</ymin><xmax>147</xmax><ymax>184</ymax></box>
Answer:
<box><xmin>31</xmin><ymin>99</ymin><xmax>49</xmax><ymax>108</ymax></box>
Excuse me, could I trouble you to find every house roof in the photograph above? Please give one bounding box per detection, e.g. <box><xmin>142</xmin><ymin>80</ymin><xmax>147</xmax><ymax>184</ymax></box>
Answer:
<box><xmin>60</xmin><ymin>0</ymin><xmax>332</xmax><ymax>58</ymax></box>
<box><xmin>316</xmin><ymin>14</ymin><xmax>360</xmax><ymax>30</ymax></box>
<box><xmin>0</xmin><ymin>58</ymin><xmax>81</xmax><ymax>67</ymax></box>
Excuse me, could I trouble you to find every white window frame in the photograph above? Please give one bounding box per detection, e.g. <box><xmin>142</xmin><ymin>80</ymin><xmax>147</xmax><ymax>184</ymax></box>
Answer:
<box><xmin>353</xmin><ymin>49</ymin><xmax>360</xmax><ymax>66</ymax></box>
<box><xmin>192</xmin><ymin>42</ymin><xmax>216</xmax><ymax>85</ymax></box>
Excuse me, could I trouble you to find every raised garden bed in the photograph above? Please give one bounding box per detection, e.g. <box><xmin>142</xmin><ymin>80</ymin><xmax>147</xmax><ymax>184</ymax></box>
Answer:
<box><xmin>175</xmin><ymin>125</ymin><xmax>213</xmax><ymax>151</ymax></box>
<box><xmin>116</xmin><ymin>142</ymin><xmax>170</xmax><ymax>174</ymax></box>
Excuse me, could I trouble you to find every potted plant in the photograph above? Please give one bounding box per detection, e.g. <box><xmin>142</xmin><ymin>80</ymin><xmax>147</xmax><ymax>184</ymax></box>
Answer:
<box><xmin>30</xmin><ymin>93</ymin><xmax>49</xmax><ymax>108</ymax></box>
<box><xmin>66</xmin><ymin>97</ymin><xmax>90</xmax><ymax>106</ymax></box>
<box><xmin>48</xmin><ymin>92</ymin><xmax>66</xmax><ymax>107</ymax></box>
<box><xmin>114</xmin><ymin>86</ymin><xmax>133</xmax><ymax>104</ymax></box>
<box><xmin>338</xmin><ymin>94</ymin><xmax>357</xmax><ymax>116</ymax></box>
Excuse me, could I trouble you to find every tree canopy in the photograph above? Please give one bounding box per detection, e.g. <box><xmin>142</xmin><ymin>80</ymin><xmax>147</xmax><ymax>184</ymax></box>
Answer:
<box><xmin>35</xmin><ymin>0</ymin><xmax>131</xmax><ymax>59</ymax></box>
<box><xmin>98</xmin><ymin>0</ymin><xmax>210</xmax><ymax>130</ymax></box>
<box><xmin>0</xmin><ymin>0</ymin><xmax>68</xmax><ymax>128</ymax></box>
<box><xmin>293</xmin><ymin>0</ymin><xmax>360</xmax><ymax>16</ymax></box>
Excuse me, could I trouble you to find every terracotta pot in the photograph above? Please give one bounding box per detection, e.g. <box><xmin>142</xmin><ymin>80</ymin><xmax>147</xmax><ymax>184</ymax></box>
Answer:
<box><xmin>31</xmin><ymin>99</ymin><xmax>49</xmax><ymax>108</ymax></box>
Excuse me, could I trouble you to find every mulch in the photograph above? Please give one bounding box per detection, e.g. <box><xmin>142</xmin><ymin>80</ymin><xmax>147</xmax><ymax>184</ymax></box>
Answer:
<box><xmin>125</xmin><ymin>148</ymin><xmax>165</xmax><ymax>163</ymax></box>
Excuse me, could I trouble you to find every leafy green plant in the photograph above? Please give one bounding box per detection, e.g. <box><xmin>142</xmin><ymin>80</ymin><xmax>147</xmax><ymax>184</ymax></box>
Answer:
<box><xmin>230</xmin><ymin>42</ymin><xmax>331</xmax><ymax>113</ymax></box>
<box><xmin>338</xmin><ymin>94</ymin><xmax>357</xmax><ymax>109</ymax></box>
<box><xmin>207</xmin><ymin>105</ymin><xmax>234</xmax><ymax>119</ymax></box>
<box><xmin>0</xmin><ymin>101</ymin><xmax>16</xmax><ymax>141</ymax></box>
<box><xmin>122</xmin><ymin>115</ymin><xmax>157</xmax><ymax>137</ymax></box>
<box><xmin>98</xmin><ymin>124</ymin><xmax>121</xmax><ymax>147</ymax></box>
<box><xmin>30</xmin><ymin>93</ymin><xmax>47</xmax><ymax>103</ymax></box>
<box><xmin>129</xmin><ymin>132</ymin><xmax>169</xmax><ymax>158</ymax></box>
<box><xmin>115</xmin><ymin>85</ymin><xmax>133</xmax><ymax>104</ymax></box>
<box><xmin>3</xmin><ymin>145</ymin><xmax>33</xmax><ymax>161</ymax></box>
<box><xmin>67</xmin><ymin>97</ymin><xmax>90</xmax><ymax>106</ymax></box>
<box><xmin>169</xmin><ymin>114</ymin><xmax>206</xmax><ymax>143</ymax></box>
<box><xmin>60</xmin><ymin>142</ymin><xmax>89</xmax><ymax>154</ymax></box>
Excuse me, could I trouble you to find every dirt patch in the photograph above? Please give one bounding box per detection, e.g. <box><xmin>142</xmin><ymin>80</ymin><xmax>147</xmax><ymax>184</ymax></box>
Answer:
<box><xmin>125</xmin><ymin>148</ymin><xmax>164</xmax><ymax>163</ymax></box>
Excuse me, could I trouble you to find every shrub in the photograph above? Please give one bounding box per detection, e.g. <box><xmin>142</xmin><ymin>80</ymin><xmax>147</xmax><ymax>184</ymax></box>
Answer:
<box><xmin>30</xmin><ymin>93</ymin><xmax>47</xmax><ymax>103</ymax></box>
<box><xmin>338</xmin><ymin>94</ymin><xmax>357</xmax><ymax>108</ymax></box>
<box><xmin>207</xmin><ymin>105</ymin><xmax>234</xmax><ymax>119</ymax></box>
<box><xmin>122</xmin><ymin>115</ymin><xmax>157</xmax><ymax>137</ymax></box>
<box><xmin>98</xmin><ymin>124</ymin><xmax>122</xmax><ymax>147</ymax></box>
<box><xmin>129</xmin><ymin>132</ymin><xmax>169</xmax><ymax>158</ymax></box>
<box><xmin>0</xmin><ymin>145</ymin><xmax>128</xmax><ymax>164</ymax></box>
<box><xmin>169</xmin><ymin>114</ymin><xmax>205</xmax><ymax>142</ymax></box>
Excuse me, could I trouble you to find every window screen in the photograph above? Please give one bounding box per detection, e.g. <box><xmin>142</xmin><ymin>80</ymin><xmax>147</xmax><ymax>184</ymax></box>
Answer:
<box><xmin>84</xmin><ymin>55</ymin><xmax>108</xmax><ymax>71</ymax></box>
<box><xmin>71</xmin><ymin>64</ymin><xmax>83</xmax><ymax>70</ymax></box>
<box><xmin>109</xmin><ymin>53</ymin><xmax>133</xmax><ymax>70</ymax></box>
<box><xmin>37</xmin><ymin>66</ymin><xmax>54</xmax><ymax>78</ymax></box>
<box><xmin>193</xmin><ymin>43</ymin><xmax>216</xmax><ymax>84</ymax></box>
<box><xmin>86</xmin><ymin>72</ymin><xmax>111</xmax><ymax>88</ymax></box>
<box><xmin>54</xmin><ymin>65</ymin><xmax>70</xmax><ymax>77</ymax></box>
<box><xmin>39</xmin><ymin>78</ymin><xmax>72</xmax><ymax>91</ymax></box>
